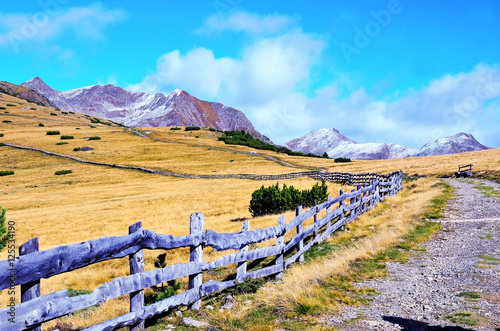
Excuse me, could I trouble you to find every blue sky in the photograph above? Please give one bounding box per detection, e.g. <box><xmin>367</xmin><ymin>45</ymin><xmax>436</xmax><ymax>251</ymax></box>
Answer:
<box><xmin>1</xmin><ymin>0</ymin><xmax>499</xmax><ymax>148</ymax></box>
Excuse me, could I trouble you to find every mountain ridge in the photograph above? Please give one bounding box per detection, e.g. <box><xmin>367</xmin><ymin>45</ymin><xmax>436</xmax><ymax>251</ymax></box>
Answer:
<box><xmin>21</xmin><ymin>77</ymin><xmax>272</xmax><ymax>144</ymax></box>
<box><xmin>284</xmin><ymin>129</ymin><xmax>491</xmax><ymax>160</ymax></box>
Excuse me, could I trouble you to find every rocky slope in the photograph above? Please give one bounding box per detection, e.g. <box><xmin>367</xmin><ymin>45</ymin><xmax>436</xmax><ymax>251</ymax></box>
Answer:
<box><xmin>0</xmin><ymin>81</ymin><xmax>54</xmax><ymax>107</ymax></box>
<box><xmin>21</xmin><ymin>77</ymin><xmax>271</xmax><ymax>143</ymax></box>
<box><xmin>284</xmin><ymin>129</ymin><xmax>491</xmax><ymax>160</ymax></box>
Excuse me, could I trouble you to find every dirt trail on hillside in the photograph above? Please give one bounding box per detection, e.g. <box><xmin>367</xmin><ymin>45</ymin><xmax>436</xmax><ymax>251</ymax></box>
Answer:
<box><xmin>321</xmin><ymin>178</ymin><xmax>500</xmax><ymax>330</ymax></box>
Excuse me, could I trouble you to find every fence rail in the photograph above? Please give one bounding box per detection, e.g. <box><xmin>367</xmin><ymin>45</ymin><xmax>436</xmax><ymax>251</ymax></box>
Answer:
<box><xmin>0</xmin><ymin>170</ymin><xmax>403</xmax><ymax>331</ymax></box>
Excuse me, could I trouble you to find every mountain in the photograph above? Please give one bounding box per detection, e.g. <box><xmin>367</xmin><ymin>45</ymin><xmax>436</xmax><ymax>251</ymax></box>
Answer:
<box><xmin>412</xmin><ymin>132</ymin><xmax>490</xmax><ymax>157</ymax></box>
<box><xmin>284</xmin><ymin>129</ymin><xmax>490</xmax><ymax>160</ymax></box>
<box><xmin>284</xmin><ymin>128</ymin><xmax>355</xmax><ymax>156</ymax></box>
<box><xmin>21</xmin><ymin>77</ymin><xmax>271</xmax><ymax>143</ymax></box>
<box><xmin>0</xmin><ymin>81</ymin><xmax>54</xmax><ymax>107</ymax></box>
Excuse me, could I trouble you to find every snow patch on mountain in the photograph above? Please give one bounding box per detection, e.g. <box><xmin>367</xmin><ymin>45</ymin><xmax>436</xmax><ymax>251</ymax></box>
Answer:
<box><xmin>285</xmin><ymin>129</ymin><xmax>490</xmax><ymax>160</ymax></box>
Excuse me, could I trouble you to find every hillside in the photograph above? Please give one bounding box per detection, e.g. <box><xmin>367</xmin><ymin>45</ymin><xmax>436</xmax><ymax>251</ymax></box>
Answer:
<box><xmin>0</xmin><ymin>81</ymin><xmax>54</xmax><ymax>107</ymax></box>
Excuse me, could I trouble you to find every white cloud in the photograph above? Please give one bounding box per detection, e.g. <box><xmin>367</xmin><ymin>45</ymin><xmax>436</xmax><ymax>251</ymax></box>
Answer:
<box><xmin>128</xmin><ymin>25</ymin><xmax>324</xmax><ymax>143</ymax></box>
<box><xmin>307</xmin><ymin>63</ymin><xmax>500</xmax><ymax>147</ymax></box>
<box><xmin>130</xmin><ymin>10</ymin><xmax>500</xmax><ymax>148</ymax></box>
<box><xmin>0</xmin><ymin>3</ymin><xmax>127</xmax><ymax>53</ymax></box>
<box><xmin>196</xmin><ymin>11</ymin><xmax>296</xmax><ymax>35</ymax></box>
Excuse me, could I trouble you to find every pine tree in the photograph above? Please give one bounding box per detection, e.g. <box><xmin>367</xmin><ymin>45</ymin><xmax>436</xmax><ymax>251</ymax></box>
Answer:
<box><xmin>0</xmin><ymin>205</ymin><xmax>10</xmax><ymax>252</ymax></box>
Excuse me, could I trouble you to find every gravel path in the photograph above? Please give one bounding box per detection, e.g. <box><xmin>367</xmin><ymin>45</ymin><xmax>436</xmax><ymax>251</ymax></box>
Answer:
<box><xmin>321</xmin><ymin>178</ymin><xmax>500</xmax><ymax>330</ymax></box>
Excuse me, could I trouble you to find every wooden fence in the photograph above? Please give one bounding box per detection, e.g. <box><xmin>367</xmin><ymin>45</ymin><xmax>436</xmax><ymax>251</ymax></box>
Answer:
<box><xmin>0</xmin><ymin>170</ymin><xmax>403</xmax><ymax>331</ymax></box>
<box><xmin>5</xmin><ymin>143</ymin><xmax>393</xmax><ymax>185</ymax></box>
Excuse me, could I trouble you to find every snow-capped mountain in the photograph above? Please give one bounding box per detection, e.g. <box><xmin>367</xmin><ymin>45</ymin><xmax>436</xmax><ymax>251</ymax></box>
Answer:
<box><xmin>284</xmin><ymin>129</ymin><xmax>490</xmax><ymax>160</ymax></box>
<box><xmin>412</xmin><ymin>132</ymin><xmax>490</xmax><ymax>157</ymax></box>
<box><xmin>284</xmin><ymin>128</ymin><xmax>355</xmax><ymax>155</ymax></box>
<box><xmin>21</xmin><ymin>77</ymin><xmax>271</xmax><ymax>143</ymax></box>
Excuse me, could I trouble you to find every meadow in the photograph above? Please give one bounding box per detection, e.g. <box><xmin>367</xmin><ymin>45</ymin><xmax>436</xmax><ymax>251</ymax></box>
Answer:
<box><xmin>0</xmin><ymin>93</ymin><xmax>499</xmax><ymax>329</ymax></box>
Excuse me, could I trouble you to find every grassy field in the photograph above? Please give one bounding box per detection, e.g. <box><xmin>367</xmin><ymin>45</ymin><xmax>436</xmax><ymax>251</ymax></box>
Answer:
<box><xmin>0</xmin><ymin>93</ymin><xmax>499</xmax><ymax>329</ymax></box>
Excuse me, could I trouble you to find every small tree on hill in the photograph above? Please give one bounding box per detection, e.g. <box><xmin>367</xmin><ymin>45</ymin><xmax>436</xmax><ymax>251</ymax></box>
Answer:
<box><xmin>0</xmin><ymin>205</ymin><xmax>10</xmax><ymax>252</ymax></box>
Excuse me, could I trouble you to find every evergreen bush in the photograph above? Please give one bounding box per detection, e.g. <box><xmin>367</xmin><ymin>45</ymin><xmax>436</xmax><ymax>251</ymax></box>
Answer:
<box><xmin>219</xmin><ymin>130</ymin><xmax>325</xmax><ymax>158</ymax></box>
<box><xmin>185</xmin><ymin>126</ymin><xmax>201</xmax><ymax>131</ymax></box>
<box><xmin>0</xmin><ymin>205</ymin><xmax>10</xmax><ymax>252</ymax></box>
<box><xmin>249</xmin><ymin>181</ymin><xmax>328</xmax><ymax>217</ymax></box>
<box><xmin>55</xmin><ymin>170</ymin><xmax>72</xmax><ymax>175</ymax></box>
<box><xmin>334</xmin><ymin>157</ymin><xmax>352</xmax><ymax>163</ymax></box>
<box><xmin>60</xmin><ymin>135</ymin><xmax>74</xmax><ymax>140</ymax></box>
<box><xmin>46</xmin><ymin>131</ymin><xmax>60</xmax><ymax>135</ymax></box>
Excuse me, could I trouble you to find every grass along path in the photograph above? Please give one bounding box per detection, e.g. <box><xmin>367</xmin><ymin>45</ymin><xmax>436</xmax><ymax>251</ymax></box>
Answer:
<box><xmin>141</xmin><ymin>177</ymin><xmax>451</xmax><ymax>330</ymax></box>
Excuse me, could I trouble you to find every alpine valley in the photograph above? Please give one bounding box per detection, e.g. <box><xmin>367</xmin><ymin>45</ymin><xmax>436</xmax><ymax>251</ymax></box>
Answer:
<box><xmin>16</xmin><ymin>77</ymin><xmax>491</xmax><ymax>160</ymax></box>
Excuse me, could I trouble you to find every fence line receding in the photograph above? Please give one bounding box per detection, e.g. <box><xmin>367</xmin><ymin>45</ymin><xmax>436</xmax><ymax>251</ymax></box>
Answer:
<box><xmin>0</xmin><ymin>170</ymin><xmax>403</xmax><ymax>331</ymax></box>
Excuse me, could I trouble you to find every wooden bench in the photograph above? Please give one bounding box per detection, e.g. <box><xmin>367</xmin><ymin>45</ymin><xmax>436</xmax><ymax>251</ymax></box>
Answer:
<box><xmin>455</xmin><ymin>164</ymin><xmax>473</xmax><ymax>177</ymax></box>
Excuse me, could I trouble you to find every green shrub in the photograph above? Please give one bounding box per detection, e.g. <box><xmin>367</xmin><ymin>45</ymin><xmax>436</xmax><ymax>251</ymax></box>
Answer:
<box><xmin>249</xmin><ymin>181</ymin><xmax>328</xmax><ymax>217</ymax></box>
<box><xmin>322</xmin><ymin>152</ymin><xmax>329</xmax><ymax>158</ymax></box>
<box><xmin>170</xmin><ymin>127</ymin><xmax>181</xmax><ymax>131</ymax></box>
<box><xmin>185</xmin><ymin>126</ymin><xmax>201</xmax><ymax>131</ymax></box>
<box><xmin>145</xmin><ymin>253</ymin><xmax>183</xmax><ymax>305</ymax></box>
<box><xmin>31</xmin><ymin>108</ymin><xmax>37</xmax><ymax>110</ymax></box>
<box><xmin>195</xmin><ymin>136</ymin><xmax>200</xmax><ymax>138</ymax></box>
<box><xmin>209</xmin><ymin>127</ymin><xmax>216</xmax><ymax>132</ymax></box>
<box><xmin>334</xmin><ymin>157</ymin><xmax>352</xmax><ymax>163</ymax></box>
<box><xmin>50</xmin><ymin>113</ymin><xmax>57</xmax><ymax>116</ymax></box>
<box><xmin>56</xmin><ymin>142</ymin><xmax>69</xmax><ymax>145</ymax></box>
<box><xmin>0</xmin><ymin>205</ymin><xmax>10</xmax><ymax>252</ymax></box>
<box><xmin>69</xmin><ymin>111</ymin><xmax>75</xmax><ymax>114</ymax></box>
<box><xmin>38</xmin><ymin>123</ymin><xmax>45</xmax><ymax>127</ymax></box>
<box><xmin>0</xmin><ymin>134</ymin><xmax>4</xmax><ymax>137</ymax></box>
<box><xmin>219</xmin><ymin>130</ymin><xmax>325</xmax><ymax>158</ymax></box>
<box><xmin>2</xmin><ymin>120</ymin><xmax>12</xmax><ymax>123</ymax></box>
<box><xmin>55</xmin><ymin>170</ymin><xmax>72</xmax><ymax>175</ymax></box>
<box><xmin>60</xmin><ymin>135</ymin><xmax>74</xmax><ymax>140</ymax></box>
<box><xmin>88</xmin><ymin>136</ymin><xmax>101</xmax><ymax>141</ymax></box>
<box><xmin>0</xmin><ymin>107</ymin><xmax>5</xmax><ymax>110</ymax></box>
<box><xmin>54</xmin><ymin>108</ymin><xmax>61</xmax><ymax>111</ymax></box>
<box><xmin>0</xmin><ymin>171</ymin><xmax>14</xmax><ymax>176</ymax></box>
<box><xmin>6</xmin><ymin>104</ymin><xmax>15</xmax><ymax>107</ymax></box>
<box><xmin>46</xmin><ymin>131</ymin><xmax>60</xmax><ymax>135</ymax></box>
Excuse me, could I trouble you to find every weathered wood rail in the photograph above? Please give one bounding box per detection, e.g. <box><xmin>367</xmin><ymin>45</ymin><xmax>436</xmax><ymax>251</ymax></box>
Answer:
<box><xmin>0</xmin><ymin>170</ymin><xmax>403</xmax><ymax>331</ymax></box>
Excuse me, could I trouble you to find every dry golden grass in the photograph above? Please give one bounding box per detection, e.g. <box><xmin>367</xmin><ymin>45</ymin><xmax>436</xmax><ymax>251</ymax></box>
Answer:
<box><xmin>203</xmin><ymin>177</ymin><xmax>446</xmax><ymax>329</ymax></box>
<box><xmin>0</xmin><ymin>93</ymin><xmax>498</xmax><ymax>329</ymax></box>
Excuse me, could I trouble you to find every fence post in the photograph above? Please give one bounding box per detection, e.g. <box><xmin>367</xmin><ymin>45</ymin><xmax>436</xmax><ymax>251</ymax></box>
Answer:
<box><xmin>325</xmin><ymin>195</ymin><xmax>332</xmax><ymax>235</ymax></box>
<box><xmin>355</xmin><ymin>184</ymin><xmax>362</xmax><ymax>218</ymax></box>
<box><xmin>276</xmin><ymin>216</ymin><xmax>285</xmax><ymax>278</ymax></box>
<box><xmin>296</xmin><ymin>206</ymin><xmax>304</xmax><ymax>263</ymax></box>
<box><xmin>20</xmin><ymin>238</ymin><xmax>41</xmax><ymax>331</ymax></box>
<box><xmin>189</xmin><ymin>212</ymin><xmax>205</xmax><ymax>310</ymax></box>
<box><xmin>313</xmin><ymin>199</ymin><xmax>318</xmax><ymax>242</ymax></box>
<box><xmin>237</xmin><ymin>221</ymin><xmax>250</xmax><ymax>282</ymax></box>
<box><xmin>349</xmin><ymin>188</ymin><xmax>356</xmax><ymax>222</ymax></box>
<box><xmin>128</xmin><ymin>222</ymin><xmax>145</xmax><ymax>331</ymax></box>
<box><xmin>339</xmin><ymin>189</ymin><xmax>345</xmax><ymax>228</ymax></box>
